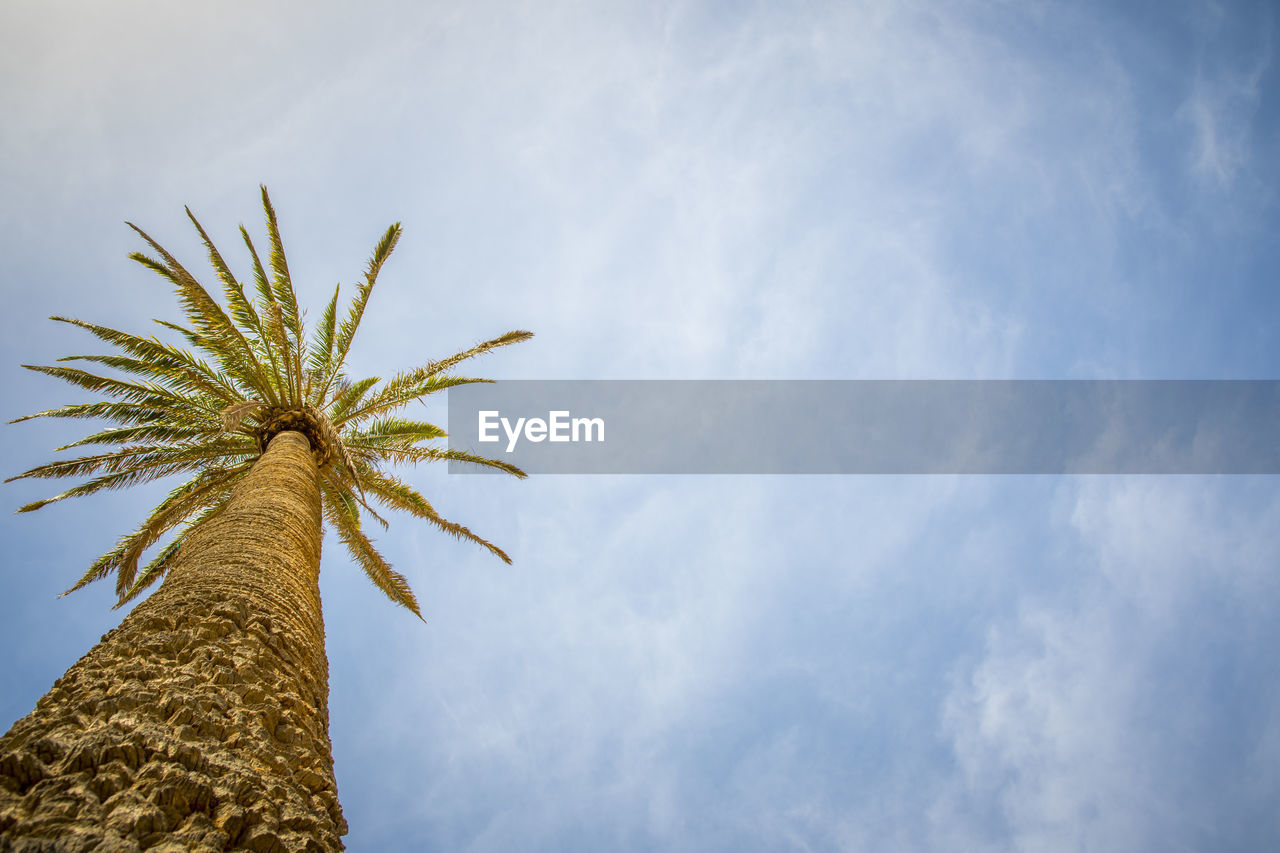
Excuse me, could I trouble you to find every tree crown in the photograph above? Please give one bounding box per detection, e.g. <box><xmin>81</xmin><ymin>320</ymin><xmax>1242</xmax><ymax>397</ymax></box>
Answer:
<box><xmin>8</xmin><ymin>187</ymin><xmax>531</xmax><ymax>620</ymax></box>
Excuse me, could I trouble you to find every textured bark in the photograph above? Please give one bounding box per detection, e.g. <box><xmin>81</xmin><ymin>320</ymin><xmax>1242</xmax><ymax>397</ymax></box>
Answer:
<box><xmin>0</xmin><ymin>431</ymin><xmax>346</xmax><ymax>852</ymax></box>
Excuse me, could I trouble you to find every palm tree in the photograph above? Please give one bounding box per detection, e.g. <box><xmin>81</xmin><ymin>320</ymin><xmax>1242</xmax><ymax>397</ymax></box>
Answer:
<box><xmin>0</xmin><ymin>187</ymin><xmax>530</xmax><ymax>851</ymax></box>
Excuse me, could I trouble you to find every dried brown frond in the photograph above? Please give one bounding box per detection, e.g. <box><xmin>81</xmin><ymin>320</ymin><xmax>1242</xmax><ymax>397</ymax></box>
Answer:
<box><xmin>221</xmin><ymin>400</ymin><xmax>263</xmax><ymax>432</ymax></box>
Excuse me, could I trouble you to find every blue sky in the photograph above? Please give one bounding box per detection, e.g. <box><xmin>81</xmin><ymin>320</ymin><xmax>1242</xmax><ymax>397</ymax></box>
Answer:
<box><xmin>2</xmin><ymin>1</ymin><xmax>1279</xmax><ymax>850</ymax></box>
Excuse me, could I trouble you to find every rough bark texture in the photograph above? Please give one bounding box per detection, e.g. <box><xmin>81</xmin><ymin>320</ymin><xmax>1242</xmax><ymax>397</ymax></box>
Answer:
<box><xmin>0</xmin><ymin>431</ymin><xmax>346</xmax><ymax>852</ymax></box>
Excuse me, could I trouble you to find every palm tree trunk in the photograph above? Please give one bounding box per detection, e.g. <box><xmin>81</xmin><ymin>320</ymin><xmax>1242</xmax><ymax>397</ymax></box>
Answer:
<box><xmin>0</xmin><ymin>431</ymin><xmax>347</xmax><ymax>852</ymax></box>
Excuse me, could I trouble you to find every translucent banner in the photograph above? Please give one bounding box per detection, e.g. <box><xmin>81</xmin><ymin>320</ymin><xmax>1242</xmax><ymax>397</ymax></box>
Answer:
<box><xmin>445</xmin><ymin>381</ymin><xmax>1280</xmax><ymax>474</ymax></box>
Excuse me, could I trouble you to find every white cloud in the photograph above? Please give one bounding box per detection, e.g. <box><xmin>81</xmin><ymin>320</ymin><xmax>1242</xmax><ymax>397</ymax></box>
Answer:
<box><xmin>1174</xmin><ymin>2</ymin><xmax>1273</xmax><ymax>192</ymax></box>
<box><xmin>938</xmin><ymin>478</ymin><xmax>1280</xmax><ymax>851</ymax></box>
<box><xmin>4</xmin><ymin>2</ymin><xmax>1279</xmax><ymax>851</ymax></box>
<box><xmin>1179</xmin><ymin>63</ymin><xmax>1268</xmax><ymax>189</ymax></box>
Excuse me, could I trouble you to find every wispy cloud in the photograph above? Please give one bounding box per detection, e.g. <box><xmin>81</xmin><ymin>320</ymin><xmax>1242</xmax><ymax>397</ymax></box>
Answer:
<box><xmin>2</xmin><ymin>1</ymin><xmax>1278</xmax><ymax>851</ymax></box>
<box><xmin>1177</xmin><ymin>5</ymin><xmax>1273</xmax><ymax>189</ymax></box>
<box><xmin>938</xmin><ymin>478</ymin><xmax>1280</xmax><ymax>851</ymax></box>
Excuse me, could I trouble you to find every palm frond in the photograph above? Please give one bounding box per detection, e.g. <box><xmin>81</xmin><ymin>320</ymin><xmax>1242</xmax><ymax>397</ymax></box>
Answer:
<box><xmin>9</xmin><ymin>401</ymin><xmax>173</xmax><ymax>426</ymax></box>
<box><xmin>16</xmin><ymin>458</ymin><xmax>219</xmax><ymax>513</ymax></box>
<box><xmin>115</xmin><ymin>490</ymin><xmax>237</xmax><ymax>607</ymax></box>
<box><xmin>259</xmin><ymin>186</ymin><xmax>306</xmax><ymax>403</ymax></box>
<box><xmin>328</xmin><ymin>331</ymin><xmax>530</xmax><ymax>429</ymax></box>
<box><xmin>126</xmin><ymin>227</ymin><xmax>277</xmax><ymax>403</ymax></box>
<box><xmin>11</xmin><ymin>439</ymin><xmax>256</xmax><ymax>510</ymax></box>
<box><xmin>358</xmin><ymin>465</ymin><xmax>513</xmax><ymax>563</ymax></box>
<box><xmin>306</xmin><ymin>283</ymin><xmax>341</xmax><ymax>403</ymax></box>
<box><xmin>319</xmin><ymin>476</ymin><xmax>424</xmax><ymax>620</ymax></box>
<box><xmin>313</xmin><ymin>223</ymin><xmax>402</xmax><ymax>403</ymax></box>
<box><xmin>221</xmin><ymin>400</ymin><xmax>264</xmax><ymax>433</ymax></box>
<box><xmin>422</xmin><ymin>330</ymin><xmax>533</xmax><ymax>377</ymax></box>
<box><xmin>51</xmin><ymin>316</ymin><xmax>236</xmax><ymax>401</ymax></box>
<box><xmin>57</xmin><ymin>354</ymin><xmax>234</xmax><ymax>403</ymax></box>
<box><xmin>56</xmin><ymin>424</ymin><xmax>213</xmax><ymax>450</ymax></box>
<box><xmin>348</xmin><ymin>445</ymin><xmax>527</xmax><ymax>478</ymax></box>
<box><xmin>238</xmin><ymin>223</ymin><xmax>287</xmax><ymax>387</ymax></box>
<box><xmin>362</xmin><ymin>418</ymin><xmax>448</xmax><ymax>442</ymax></box>
<box><xmin>9</xmin><ymin>439</ymin><xmax>250</xmax><ymax>483</ymax></box>
<box><xmin>184</xmin><ymin>208</ymin><xmax>270</xmax><ymax>362</ymax></box>
<box><xmin>320</xmin><ymin>461</ymin><xmax>384</xmax><ymax>529</ymax></box>
<box><xmin>335</xmin><ymin>374</ymin><xmax>494</xmax><ymax>428</ymax></box>
<box><xmin>239</xmin><ymin>223</ymin><xmax>274</xmax><ymax>308</ymax></box>
<box><xmin>264</xmin><ymin>301</ymin><xmax>298</xmax><ymax>405</ymax></box>
<box><xmin>112</xmin><ymin>539</ymin><xmax>181</xmax><ymax>608</ymax></box>
<box><xmin>20</xmin><ymin>364</ymin><xmax>222</xmax><ymax>427</ymax></box>
<box><xmin>59</xmin><ymin>465</ymin><xmax>247</xmax><ymax>598</ymax></box>
<box><xmin>328</xmin><ymin>376</ymin><xmax>381</xmax><ymax>424</ymax></box>
<box><xmin>259</xmin><ymin>186</ymin><xmax>303</xmax><ymax>340</ymax></box>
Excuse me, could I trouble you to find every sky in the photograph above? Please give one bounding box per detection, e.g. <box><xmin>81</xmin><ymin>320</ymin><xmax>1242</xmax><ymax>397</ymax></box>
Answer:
<box><xmin>1</xmin><ymin>0</ymin><xmax>1279</xmax><ymax>850</ymax></box>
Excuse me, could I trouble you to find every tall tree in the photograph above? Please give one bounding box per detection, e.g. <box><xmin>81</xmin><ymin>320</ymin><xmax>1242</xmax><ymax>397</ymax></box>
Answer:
<box><xmin>0</xmin><ymin>188</ymin><xmax>530</xmax><ymax>851</ymax></box>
